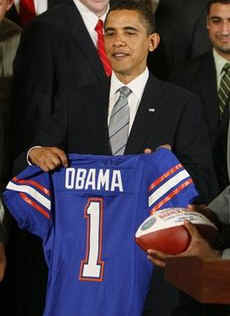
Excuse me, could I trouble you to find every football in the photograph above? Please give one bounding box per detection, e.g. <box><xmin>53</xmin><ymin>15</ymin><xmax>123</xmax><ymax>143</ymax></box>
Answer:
<box><xmin>135</xmin><ymin>208</ymin><xmax>218</xmax><ymax>255</ymax></box>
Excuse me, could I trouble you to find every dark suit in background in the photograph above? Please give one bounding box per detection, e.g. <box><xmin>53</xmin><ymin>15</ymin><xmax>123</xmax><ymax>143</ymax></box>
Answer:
<box><xmin>13</xmin><ymin>0</ymin><xmax>109</xmax><ymax>172</ymax></box>
<box><xmin>170</xmin><ymin>52</ymin><xmax>218</xmax><ymax>147</ymax></box>
<box><xmin>150</xmin><ymin>0</ymin><xmax>211</xmax><ymax>80</ymax></box>
<box><xmin>170</xmin><ymin>51</ymin><xmax>229</xmax><ymax>192</ymax></box>
<box><xmin>171</xmin><ymin>52</ymin><xmax>230</xmax><ymax>315</ymax></box>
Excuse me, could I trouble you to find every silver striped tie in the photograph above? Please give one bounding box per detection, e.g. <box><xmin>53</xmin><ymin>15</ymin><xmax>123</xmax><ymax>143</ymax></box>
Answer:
<box><xmin>109</xmin><ymin>86</ymin><xmax>131</xmax><ymax>155</ymax></box>
<box><xmin>218</xmin><ymin>63</ymin><xmax>230</xmax><ymax>114</ymax></box>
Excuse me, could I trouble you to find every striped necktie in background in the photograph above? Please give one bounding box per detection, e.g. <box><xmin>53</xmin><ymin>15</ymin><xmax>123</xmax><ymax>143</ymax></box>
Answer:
<box><xmin>95</xmin><ymin>19</ymin><xmax>112</xmax><ymax>77</ymax></box>
<box><xmin>109</xmin><ymin>86</ymin><xmax>131</xmax><ymax>155</ymax></box>
<box><xmin>218</xmin><ymin>63</ymin><xmax>230</xmax><ymax>115</ymax></box>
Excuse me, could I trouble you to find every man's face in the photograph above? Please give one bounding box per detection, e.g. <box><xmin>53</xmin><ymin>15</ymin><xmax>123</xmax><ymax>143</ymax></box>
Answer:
<box><xmin>79</xmin><ymin>0</ymin><xmax>109</xmax><ymax>17</ymax></box>
<box><xmin>104</xmin><ymin>9</ymin><xmax>159</xmax><ymax>83</ymax></box>
<box><xmin>0</xmin><ymin>0</ymin><xmax>13</xmax><ymax>21</ymax></box>
<box><xmin>207</xmin><ymin>3</ymin><xmax>230</xmax><ymax>58</ymax></box>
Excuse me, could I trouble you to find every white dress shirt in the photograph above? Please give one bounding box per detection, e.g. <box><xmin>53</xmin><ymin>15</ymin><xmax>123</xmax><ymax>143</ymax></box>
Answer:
<box><xmin>14</xmin><ymin>0</ymin><xmax>48</xmax><ymax>15</ymax></box>
<box><xmin>73</xmin><ymin>0</ymin><xmax>109</xmax><ymax>47</ymax></box>
<box><xmin>108</xmin><ymin>68</ymin><xmax>149</xmax><ymax>134</ymax></box>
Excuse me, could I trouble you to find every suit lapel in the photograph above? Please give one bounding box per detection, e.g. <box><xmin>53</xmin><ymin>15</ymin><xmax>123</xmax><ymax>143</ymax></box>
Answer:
<box><xmin>197</xmin><ymin>52</ymin><xmax>219</xmax><ymax>132</ymax></box>
<box><xmin>125</xmin><ymin>74</ymin><xmax>163</xmax><ymax>154</ymax></box>
<box><xmin>65</xmin><ymin>2</ymin><xmax>107</xmax><ymax>82</ymax></box>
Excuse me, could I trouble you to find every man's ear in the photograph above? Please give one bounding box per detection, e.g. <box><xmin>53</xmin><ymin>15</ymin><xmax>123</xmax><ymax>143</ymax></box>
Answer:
<box><xmin>149</xmin><ymin>33</ymin><xmax>160</xmax><ymax>52</ymax></box>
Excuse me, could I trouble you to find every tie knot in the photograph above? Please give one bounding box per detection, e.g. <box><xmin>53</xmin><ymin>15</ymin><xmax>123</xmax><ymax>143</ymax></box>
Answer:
<box><xmin>95</xmin><ymin>19</ymin><xmax>104</xmax><ymax>33</ymax></box>
<box><xmin>223</xmin><ymin>63</ymin><xmax>230</xmax><ymax>73</ymax></box>
<box><xmin>119</xmin><ymin>86</ymin><xmax>132</xmax><ymax>98</ymax></box>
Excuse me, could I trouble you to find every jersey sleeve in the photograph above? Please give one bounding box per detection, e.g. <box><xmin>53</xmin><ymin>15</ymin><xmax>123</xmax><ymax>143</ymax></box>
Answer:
<box><xmin>3</xmin><ymin>166</ymin><xmax>52</xmax><ymax>241</ymax></box>
<box><xmin>146</xmin><ymin>148</ymin><xmax>198</xmax><ymax>213</ymax></box>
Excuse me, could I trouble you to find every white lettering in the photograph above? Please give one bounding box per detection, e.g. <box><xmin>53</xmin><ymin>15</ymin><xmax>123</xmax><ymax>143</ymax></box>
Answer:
<box><xmin>85</xmin><ymin>169</ymin><xmax>96</xmax><ymax>190</ymax></box>
<box><xmin>65</xmin><ymin>168</ymin><xmax>75</xmax><ymax>189</ymax></box>
<box><xmin>111</xmin><ymin>170</ymin><xmax>123</xmax><ymax>192</ymax></box>
<box><xmin>97</xmin><ymin>169</ymin><xmax>110</xmax><ymax>191</ymax></box>
<box><xmin>65</xmin><ymin>168</ymin><xmax>124</xmax><ymax>192</ymax></box>
<box><xmin>75</xmin><ymin>169</ymin><xmax>87</xmax><ymax>189</ymax></box>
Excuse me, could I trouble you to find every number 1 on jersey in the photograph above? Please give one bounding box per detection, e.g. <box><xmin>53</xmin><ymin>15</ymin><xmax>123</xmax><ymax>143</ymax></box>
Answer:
<box><xmin>79</xmin><ymin>198</ymin><xmax>104</xmax><ymax>282</ymax></box>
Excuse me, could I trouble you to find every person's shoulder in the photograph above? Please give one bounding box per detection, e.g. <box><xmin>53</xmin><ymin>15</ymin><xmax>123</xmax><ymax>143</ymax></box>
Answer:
<box><xmin>169</xmin><ymin>50</ymin><xmax>214</xmax><ymax>83</ymax></box>
<box><xmin>149</xmin><ymin>73</ymin><xmax>203</xmax><ymax>112</ymax></box>
<box><xmin>149</xmin><ymin>72</ymin><xmax>199</xmax><ymax>99</ymax></box>
<box><xmin>32</xmin><ymin>1</ymin><xmax>79</xmax><ymax>29</ymax></box>
<box><xmin>19</xmin><ymin>2</ymin><xmax>78</xmax><ymax>41</ymax></box>
<box><xmin>180</xmin><ymin>51</ymin><xmax>213</xmax><ymax>71</ymax></box>
<box><xmin>0</xmin><ymin>18</ymin><xmax>21</xmax><ymax>39</ymax></box>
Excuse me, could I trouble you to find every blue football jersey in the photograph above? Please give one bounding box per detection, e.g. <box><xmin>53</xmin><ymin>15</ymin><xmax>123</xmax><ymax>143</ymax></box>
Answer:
<box><xmin>3</xmin><ymin>149</ymin><xmax>197</xmax><ymax>316</ymax></box>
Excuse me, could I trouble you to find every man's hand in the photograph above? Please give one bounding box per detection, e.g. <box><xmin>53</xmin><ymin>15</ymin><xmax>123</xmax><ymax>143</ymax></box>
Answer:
<box><xmin>187</xmin><ymin>204</ymin><xmax>222</xmax><ymax>229</ymax></box>
<box><xmin>29</xmin><ymin>147</ymin><xmax>68</xmax><ymax>172</ymax></box>
<box><xmin>147</xmin><ymin>220</ymin><xmax>221</xmax><ymax>268</ymax></box>
<box><xmin>0</xmin><ymin>243</ymin><xmax>6</xmax><ymax>282</ymax></box>
<box><xmin>144</xmin><ymin>144</ymin><xmax>171</xmax><ymax>154</ymax></box>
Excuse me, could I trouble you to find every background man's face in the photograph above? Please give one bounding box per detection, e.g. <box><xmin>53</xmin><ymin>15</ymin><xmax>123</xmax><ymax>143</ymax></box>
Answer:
<box><xmin>0</xmin><ymin>0</ymin><xmax>13</xmax><ymax>22</ymax></box>
<box><xmin>207</xmin><ymin>3</ymin><xmax>230</xmax><ymax>58</ymax></box>
<box><xmin>104</xmin><ymin>9</ymin><xmax>158</xmax><ymax>83</ymax></box>
<box><xmin>79</xmin><ymin>0</ymin><xmax>109</xmax><ymax>17</ymax></box>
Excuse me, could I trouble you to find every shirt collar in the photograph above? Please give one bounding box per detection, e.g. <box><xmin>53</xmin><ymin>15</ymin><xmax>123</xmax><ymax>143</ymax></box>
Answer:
<box><xmin>73</xmin><ymin>0</ymin><xmax>109</xmax><ymax>31</ymax></box>
<box><xmin>110</xmin><ymin>68</ymin><xmax>149</xmax><ymax>99</ymax></box>
<box><xmin>213</xmin><ymin>48</ymin><xmax>230</xmax><ymax>78</ymax></box>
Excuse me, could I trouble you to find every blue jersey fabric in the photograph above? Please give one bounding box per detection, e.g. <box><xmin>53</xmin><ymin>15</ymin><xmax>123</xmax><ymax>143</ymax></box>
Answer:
<box><xmin>3</xmin><ymin>149</ymin><xmax>197</xmax><ymax>316</ymax></box>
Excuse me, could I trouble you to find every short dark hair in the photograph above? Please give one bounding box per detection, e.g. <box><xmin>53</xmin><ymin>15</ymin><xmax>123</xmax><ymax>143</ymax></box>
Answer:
<box><xmin>207</xmin><ymin>0</ymin><xmax>230</xmax><ymax>14</ymax></box>
<box><xmin>106</xmin><ymin>0</ymin><xmax>156</xmax><ymax>34</ymax></box>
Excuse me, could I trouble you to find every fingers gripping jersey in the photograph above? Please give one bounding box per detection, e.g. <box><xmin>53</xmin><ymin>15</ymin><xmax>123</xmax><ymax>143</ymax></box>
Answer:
<box><xmin>3</xmin><ymin>149</ymin><xmax>197</xmax><ymax>316</ymax></box>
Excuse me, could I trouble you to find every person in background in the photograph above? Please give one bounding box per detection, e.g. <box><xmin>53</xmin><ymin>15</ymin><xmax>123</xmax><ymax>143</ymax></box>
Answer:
<box><xmin>170</xmin><ymin>0</ymin><xmax>230</xmax><ymax>193</ymax></box>
<box><xmin>150</xmin><ymin>0</ymin><xmax>211</xmax><ymax>80</ymax></box>
<box><xmin>149</xmin><ymin>1</ymin><xmax>230</xmax><ymax>305</ymax></box>
<box><xmin>10</xmin><ymin>1</ymin><xmax>112</xmax><ymax>315</ymax></box>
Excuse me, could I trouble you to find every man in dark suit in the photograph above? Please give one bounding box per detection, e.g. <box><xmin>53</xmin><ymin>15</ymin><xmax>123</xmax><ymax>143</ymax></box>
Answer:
<box><xmin>150</xmin><ymin>0</ymin><xmax>211</xmax><ymax>79</ymax></box>
<box><xmin>25</xmin><ymin>1</ymin><xmax>217</xmax><ymax>316</ymax></box>
<box><xmin>11</xmin><ymin>1</ymin><xmax>111</xmax><ymax>315</ymax></box>
<box><xmin>26</xmin><ymin>1</ymin><xmax>218</xmax><ymax>204</ymax></box>
<box><xmin>170</xmin><ymin>0</ymin><xmax>230</xmax><ymax>192</ymax></box>
<box><xmin>13</xmin><ymin>0</ymin><xmax>111</xmax><ymax>173</ymax></box>
<box><xmin>150</xmin><ymin>1</ymin><xmax>230</xmax><ymax>314</ymax></box>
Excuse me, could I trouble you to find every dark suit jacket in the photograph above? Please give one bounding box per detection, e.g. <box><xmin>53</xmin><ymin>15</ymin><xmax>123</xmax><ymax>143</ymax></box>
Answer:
<box><xmin>13</xmin><ymin>0</ymin><xmax>109</xmax><ymax>170</ymax></box>
<box><xmin>24</xmin><ymin>73</ymin><xmax>218</xmax><ymax>203</ymax></box>
<box><xmin>170</xmin><ymin>51</ymin><xmax>230</xmax><ymax>193</ymax></box>
<box><xmin>150</xmin><ymin>0</ymin><xmax>211</xmax><ymax>80</ymax></box>
<box><xmin>170</xmin><ymin>51</ymin><xmax>219</xmax><ymax>147</ymax></box>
